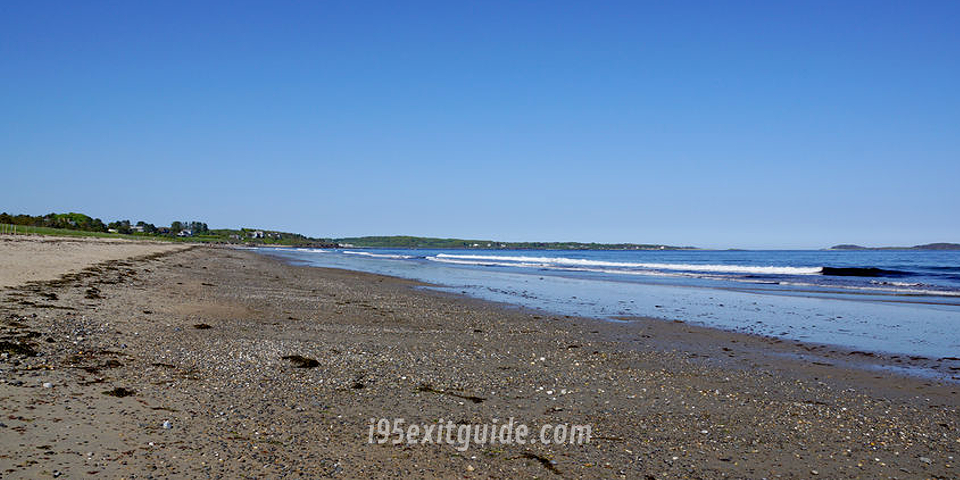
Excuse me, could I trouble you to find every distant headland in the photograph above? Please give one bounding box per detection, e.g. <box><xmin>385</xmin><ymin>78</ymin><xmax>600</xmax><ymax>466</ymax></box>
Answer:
<box><xmin>828</xmin><ymin>243</ymin><xmax>960</xmax><ymax>251</ymax></box>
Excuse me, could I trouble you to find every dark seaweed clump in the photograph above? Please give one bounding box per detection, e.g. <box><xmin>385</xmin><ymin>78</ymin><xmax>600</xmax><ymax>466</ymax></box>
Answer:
<box><xmin>0</xmin><ymin>340</ymin><xmax>38</xmax><ymax>357</ymax></box>
<box><xmin>417</xmin><ymin>383</ymin><xmax>485</xmax><ymax>404</ymax></box>
<box><xmin>282</xmin><ymin>355</ymin><xmax>319</xmax><ymax>368</ymax></box>
<box><xmin>193</xmin><ymin>323</ymin><xmax>213</xmax><ymax>329</ymax></box>
<box><xmin>103</xmin><ymin>387</ymin><xmax>136</xmax><ymax>397</ymax></box>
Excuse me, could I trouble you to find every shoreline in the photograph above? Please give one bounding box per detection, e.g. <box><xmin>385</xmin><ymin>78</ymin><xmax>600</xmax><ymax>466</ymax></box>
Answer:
<box><xmin>263</xmin><ymin>246</ymin><xmax>960</xmax><ymax>361</ymax></box>
<box><xmin>1</xmin><ymin>240</ymin><xmax>957</xmax><ymax>478</ymax></box>
<box><xmin>399</xmin><ymin>273</ymin><xmax>960</xmax><ymax>398</ymax></box>
<box><xmin>403</xmin><ymin>270</ymin><xmax>960</xmax><ymax>390</ymax></box>
<box><xmin>266</xmin><ymin>247</ymin><xmax>960</xmax><ymax>383</ymax></box>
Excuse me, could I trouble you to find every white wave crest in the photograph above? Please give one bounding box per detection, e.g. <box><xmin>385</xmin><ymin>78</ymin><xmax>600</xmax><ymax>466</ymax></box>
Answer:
<box><xmin>427</xmin><ymin>257</ymin><xmax>699</xmax><ymax>278</ymax></box>
<box><xmin>343</xmin><ymin>251</ymin><xmax>414</xmax><ymax>259</ymax></box>
<box><xmin>432</xmin><ymin>254</ymin><xmax>822</xmax><ymax>275</ymax></box>
<box><xmin>426</xmin><ymin>257</ymin><xmax>549</xmax><ymax>268</ymax></box>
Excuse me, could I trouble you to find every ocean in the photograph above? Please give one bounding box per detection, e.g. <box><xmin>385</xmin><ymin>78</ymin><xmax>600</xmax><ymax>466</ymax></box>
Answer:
<box><xmin>256</xmin><ymin>247</ymin><xmax>960</xmax><ymax>362</ymax></box>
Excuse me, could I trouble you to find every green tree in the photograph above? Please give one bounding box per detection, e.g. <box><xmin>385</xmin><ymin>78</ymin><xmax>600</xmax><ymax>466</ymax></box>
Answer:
<box><xmin>136</xmin><ymin>221</ymin><xmax>157</xmax><ymax>234</ymax></box>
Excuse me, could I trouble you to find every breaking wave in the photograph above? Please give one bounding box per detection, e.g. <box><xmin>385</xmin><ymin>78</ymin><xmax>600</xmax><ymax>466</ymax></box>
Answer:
<box><xmin>430</xmin><ymin>254</ymin><xmax>823</xmax><ymax>275</ymax></box>
<box><xmin>343</xmin><ymin>251</ymin><xmax>415</xmax><ymax>259</ymax></box>
<box><xmin>428</xmin><ymin>254</ymin><xmax>925</xmax><ymax>279</ymax></box>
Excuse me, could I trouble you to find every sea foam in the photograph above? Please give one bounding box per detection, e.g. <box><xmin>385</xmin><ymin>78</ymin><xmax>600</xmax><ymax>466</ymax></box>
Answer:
<box><xmin>431</xmin><ymin>254</ymin><xmax>822</xmax><ymax>275</ymax></box>
<box><xmin>343</xmin><ymin>251</ymin><xmax>415</xmax><ymax>259</ymax></box>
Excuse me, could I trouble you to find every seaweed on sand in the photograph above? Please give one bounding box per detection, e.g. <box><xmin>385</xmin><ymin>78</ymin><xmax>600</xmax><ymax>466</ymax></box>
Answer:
<box><xmin>103</xmin><ymin>387</ymin><xmax>136</xmax><ymax>397</ymax></box>
<box><xmin>282</xmin><ymin>355</ymin><xmax>319</xmax><ymax>368</ymax></box>
<box><xmin>416</xmin><ymin>383</ymin><xmax>485</xmax><ymax>404</ymax></box>
<box><xmin>0</xmin><ymin>340</ymin><xmax>38</xmax><ymax>357</ymax></box>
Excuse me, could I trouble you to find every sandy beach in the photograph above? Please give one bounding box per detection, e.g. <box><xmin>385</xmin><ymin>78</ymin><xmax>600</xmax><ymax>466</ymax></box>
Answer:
<box><xmin>0</xmin><ymin>236</ymin><xmax>188</xmax><ymax>289</ymax></box>
<box><xmin>1</xmin><ymin>237</ymin><xmax>957</xmax><ymax>478</ymax></box>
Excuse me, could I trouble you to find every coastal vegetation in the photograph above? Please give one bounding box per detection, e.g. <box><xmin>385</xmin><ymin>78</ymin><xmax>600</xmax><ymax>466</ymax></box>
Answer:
<box><xmin>337</xmin><ymin>235</ymin><xmax>694</xmax><ymax>250</ymax></box>
<box><xmin>1</xmin><ymin>212</ymin><xmax>694</xmax><ymax>250</ymax></box>
<box><xmin>0</xmin><ymin>212</ymin><xmax>334</xmax><ymax>247</ymax></box>
<box><xmin>7</xmin><ymin>213</ymin><xmax>958</xmax><ymax>251</ymax></box>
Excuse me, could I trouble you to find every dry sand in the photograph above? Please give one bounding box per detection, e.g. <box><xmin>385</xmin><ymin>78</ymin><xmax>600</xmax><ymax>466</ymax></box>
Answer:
<box><xmin>0</xmin><ymin>238</ymin><xmax>957</xmax><ymax>478</ymax></box>
<box><xmin>0</xmin><ymin>235</ymin><xmax>188</xmax><ymax>288</ymax></box>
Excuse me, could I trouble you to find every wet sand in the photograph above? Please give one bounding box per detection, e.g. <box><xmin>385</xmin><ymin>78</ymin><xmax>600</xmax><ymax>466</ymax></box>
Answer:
<box><xmin>0</xmin><ymin>240</ymin><xmax>957</xmax><ymax>478</ymax></box>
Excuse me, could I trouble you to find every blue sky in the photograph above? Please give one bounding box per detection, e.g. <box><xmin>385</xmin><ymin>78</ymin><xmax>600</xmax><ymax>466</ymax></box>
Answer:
<box><xmin>2</xmin><ymin>1</ymin><xmax>958</xmax><ymax>249</ymax></box>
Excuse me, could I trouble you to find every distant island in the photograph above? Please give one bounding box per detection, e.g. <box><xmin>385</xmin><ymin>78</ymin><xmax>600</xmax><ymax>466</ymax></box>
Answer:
<box><xmin>0</xmin><ymin>212</ymin><xmax>694</xmax><ymax>250</ymax></box>
<box><xmin>337</xmin><ymin>235</ymin><xmax>695</xmax><ymax>250</ymax></box>
<box><xmin>828</xmin><ymin>243</ymin><xmax>960</xmax><ymax>251</ymax></box>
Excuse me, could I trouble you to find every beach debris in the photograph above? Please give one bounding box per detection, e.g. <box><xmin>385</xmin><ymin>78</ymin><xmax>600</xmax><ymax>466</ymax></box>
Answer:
<box><xmin>42</xmin><ymin>382</ymin><xmax>53</xmax><ymax>388</ymax></box>
<box><xmin>282</xmin><ymin>355</ymin><xmax>319</xmax><ymax>368</ymax></box>
<box><xmin>0</xmin><ymin>340</ymin><xmax>37</xmax><ymax>357</ymax></box>
<box><xmin>103</xmin><ymin>358</ymin><xmax>123</xmax><ymax>368</ymax></box>
<box><xmin>162</xmin><ymin>420</ymin><xmax>172</xmax><ymax>429</ymax></box>
<box><xmin>416</xmin><ymin>383</ymin><xmax>485</xmax><ymax>404</ymax></box>
<box><xmin>103</xmin><ymin>387</ymin><xmax>136</xmax><ymax>397</ymax></box>
<box><xmin>516</xmin><ymin>452</ymin><xmax>560</xmax><ymax>475</ymax></box>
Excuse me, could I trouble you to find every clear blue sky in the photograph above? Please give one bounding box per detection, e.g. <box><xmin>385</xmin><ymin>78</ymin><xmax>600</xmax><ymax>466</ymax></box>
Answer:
<box><xmin>2</xmin><ymin>1</ymin><xmax>958</xmax><ymax>249</ymax></box>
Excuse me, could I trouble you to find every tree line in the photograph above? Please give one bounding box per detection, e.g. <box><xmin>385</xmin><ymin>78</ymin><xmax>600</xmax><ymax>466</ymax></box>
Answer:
<box><xmin>0</xmin><ymin>212</ymin><xmax>208</xmax><ymax>236</ymax></box>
